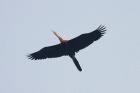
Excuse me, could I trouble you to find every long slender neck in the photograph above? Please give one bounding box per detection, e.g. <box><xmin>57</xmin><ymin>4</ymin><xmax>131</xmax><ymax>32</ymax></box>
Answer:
<box><xmin>53</xmin><ymin>31</ymin><xmax>67</xmax><ymax>43</ymax></box>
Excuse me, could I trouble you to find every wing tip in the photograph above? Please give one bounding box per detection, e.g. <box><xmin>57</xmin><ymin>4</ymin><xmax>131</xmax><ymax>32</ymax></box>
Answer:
<box><xmin>27</xmin><ymin>53</ymin><xmax>47</xmax><ymax>60</ymax></box>
<box><xmin>27</xmin><ymin>54</ymin><xmax>38</xmax><ymax>60</ymax></box>
<box><xmin>97</xmin><ymin>25</ymin><xmax>107</xmax><ymax>35</ymax></box>
<box><xmin>27</xmin><ymin>54</ymin><xmax>34</xmax><ymax>60</ymax></box>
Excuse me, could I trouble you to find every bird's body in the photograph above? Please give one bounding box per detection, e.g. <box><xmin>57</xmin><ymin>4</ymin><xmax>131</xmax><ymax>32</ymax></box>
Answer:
<box><xmin>28</xmin><ymin>25</ymin><xmax>106</xmax><ymax>71</ymax></box>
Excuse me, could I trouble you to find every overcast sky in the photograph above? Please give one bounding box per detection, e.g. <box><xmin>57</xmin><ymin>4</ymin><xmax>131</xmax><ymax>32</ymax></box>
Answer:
<box><xmin>0</xmin><ymin>0</ymin><xmax>140</xmax><ymax>93</ymax></box>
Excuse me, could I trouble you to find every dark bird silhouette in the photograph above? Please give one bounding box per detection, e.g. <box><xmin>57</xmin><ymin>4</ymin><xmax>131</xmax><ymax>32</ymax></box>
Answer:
<box><xmin>27</xmin><ymin>25</ymin><xmax>106</xmax><ymax>71</ymax></box>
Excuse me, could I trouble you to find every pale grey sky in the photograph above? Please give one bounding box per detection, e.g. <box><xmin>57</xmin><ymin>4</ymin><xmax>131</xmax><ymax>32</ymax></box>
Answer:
<box><xmin>0</xmin><ymin>0</ymin><xmax>140</xmax><ymax>93</ymax></box>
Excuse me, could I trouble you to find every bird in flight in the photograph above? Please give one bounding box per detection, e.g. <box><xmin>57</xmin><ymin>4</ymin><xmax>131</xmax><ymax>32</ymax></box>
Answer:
<box><xmin>28</xmin><ymin>25</ymin><xmax>106</xmax><ymax>71</ymax></box>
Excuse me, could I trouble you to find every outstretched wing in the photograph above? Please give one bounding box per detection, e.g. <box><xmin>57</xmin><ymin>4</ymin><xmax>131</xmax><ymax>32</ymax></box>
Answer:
<box><xmin>27</xmin><ymin>43</ymin><xmax>67</xmax><ymax>60</ymax></box>
<box><xmin>66</xmin><ymin>25</ymin><xmax>106</xmax><ymax>52</ymax></box>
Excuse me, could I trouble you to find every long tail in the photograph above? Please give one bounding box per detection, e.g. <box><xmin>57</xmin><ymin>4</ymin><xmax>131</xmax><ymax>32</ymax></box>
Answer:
<box><xmin>70</xmin><ymin>55</ymin><xmax>82</xmax><ymax>72</ymax></box>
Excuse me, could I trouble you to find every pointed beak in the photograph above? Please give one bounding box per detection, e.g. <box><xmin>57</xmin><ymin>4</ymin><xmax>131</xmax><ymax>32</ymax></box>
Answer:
<box><xmin>50</xmin><ymin>29</ymin><xmax>55</xmax><ymax>34</ymax></box>
<box><xmin>52</xmin><ymin>30</ymin><xmax>57</xmax><ymax>35</ymax></box>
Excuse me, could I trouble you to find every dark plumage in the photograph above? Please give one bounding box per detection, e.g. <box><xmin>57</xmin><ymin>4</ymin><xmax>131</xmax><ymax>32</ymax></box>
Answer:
<box><xmin>28</xmin><ymin>25</ymin><xmax>106</xmax><ymax>71</ymax></box>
